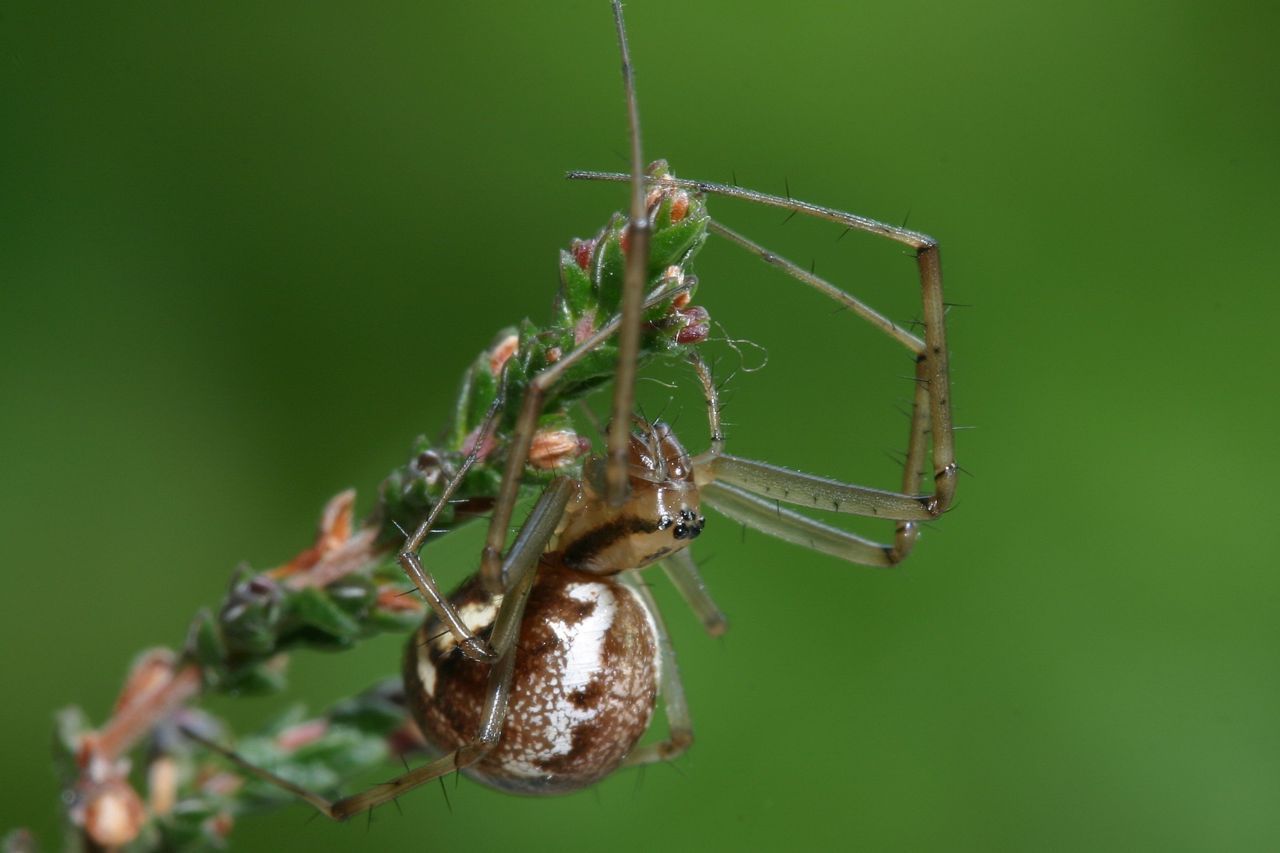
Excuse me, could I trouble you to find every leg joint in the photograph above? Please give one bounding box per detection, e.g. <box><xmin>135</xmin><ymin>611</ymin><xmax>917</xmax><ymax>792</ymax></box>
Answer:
<box><xmin>658</xmin><ymin>729</ymin><xmax>694</xmax><ymax>762</ymax></box>
<box><xmin>926</xmin><ymin>464</ymin><xmax>958</xmax><ymax>517</ymax></box>
<box><xmin>914</xmin><ymin>237</ymin><xmax>939</xmax><ymax>256</ymax></box>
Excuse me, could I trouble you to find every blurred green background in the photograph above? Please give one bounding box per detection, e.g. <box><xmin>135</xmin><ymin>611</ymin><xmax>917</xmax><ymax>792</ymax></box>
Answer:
<box><xmin>3</xmin><ymin>1</ymin><xmax>1278</xmax><ymax>850</ymax></box>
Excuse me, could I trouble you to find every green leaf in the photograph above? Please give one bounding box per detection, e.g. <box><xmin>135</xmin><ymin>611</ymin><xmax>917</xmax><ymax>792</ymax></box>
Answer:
<box><xmin>649</xmin><ymin>215</ymin><xmax>708</xmax><ymax>277</ymax></box>
<box><xmin>220</xmin><ymin>660</ymin><xmax>287</xmax><ymax>695</ymax></box>
<box><xmin>594</xmin><ymin>215</ymin><xmax>627</xmax><ymax>318</ymax></box>
<box><xmin>190</xmin><ymin>609</ymin><xmax>228</xmax><ymax>680</ymax></box>
<box><xmin>288</xmin><ymin>587</ymin><xmax>362</xmax><ymax>640</ymax></box>
<box><xmin>557</xmin><ymin>248</ymin><xmax>595</xmax><ymax>319</ymax></box>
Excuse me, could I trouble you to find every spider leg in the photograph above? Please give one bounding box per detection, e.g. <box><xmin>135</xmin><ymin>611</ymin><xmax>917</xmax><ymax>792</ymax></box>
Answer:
<box><xmin>706</xmin><ymin>219</ymin><xmax>944</xmax><ymax>559</ymax></box>
<box><xmin>187</xmin><ymin>479</ymin><xmax>574</xmax><ymax>821</ymax></box>
<box><xmin>660</xmin><ymin>547</ymin><xmax>728</xmax><ymax>637</ymax></box>
<box><xmin>618</xmin><ymin>573</ymin><xmax>694</xmax><ymax>767</ymax></box>
<box><xmin>701</xmin><ymin>455</ymin><xmax>936</xmax><ymax>522</ymax></box>
<box><xmin>398</xmin><ymin>394</ymin><xmax>505</xmax><ymax>661</ymax></box>
<box><xmin>700</xmin><ymin>480</ymin><xmax>897</xmax><ymax>568</ymax></box>
<box><xmin>476</xmin><ymin>3</ymin><xmax>660</xmax><ymax>592</ymax></box>
<box><xmin>687</xmin><ymin>351</ymin><xmax>932</xmax><ymax>566</ymax></box>
<box><xmin>603</xmin><ymin>0</ymin><xmax>651</xmax><ymax>510</ymax></box>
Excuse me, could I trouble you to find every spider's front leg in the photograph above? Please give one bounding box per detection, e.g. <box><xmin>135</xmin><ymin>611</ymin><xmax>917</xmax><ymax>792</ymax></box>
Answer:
<box><xmin>568</xmin><ymin>172</ymin><xmax>959</xmax><ymax>564</ymax></box>
<box><xmin>714</xmin><ymin>223</ymin><xmax>954</xmax><ymax>540</ymax></box>
<box><xmin>684</xmin><ymin>353</ymin><xmax>941</xmax><ymax>568</ymax></box>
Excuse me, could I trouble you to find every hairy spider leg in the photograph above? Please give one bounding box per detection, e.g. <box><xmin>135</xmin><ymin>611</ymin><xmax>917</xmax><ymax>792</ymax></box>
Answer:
<box><xmin>618</xmin><ymin>575</ymin><xmax>694</xmax><ymax>767</ymax></box>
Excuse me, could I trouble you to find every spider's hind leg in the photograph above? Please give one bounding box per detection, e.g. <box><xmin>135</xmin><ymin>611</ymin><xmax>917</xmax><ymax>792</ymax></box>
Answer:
<box><xmin>187</xmin><ymin>479</ymin><xmax>574</xmax><ymax>821</ymax></box>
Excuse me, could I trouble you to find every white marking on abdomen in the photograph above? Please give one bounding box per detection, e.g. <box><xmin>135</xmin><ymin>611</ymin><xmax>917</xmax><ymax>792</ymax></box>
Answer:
<box><xmin>557</xmin><ymin>583</ymin><xmax>615</xmax><ymax>692</ymax></box>
<box><xmin>432</xmin><ymin>596</ymin><xmax>503</xmax><ymax>654</ymax></box>
<box><xmin>416</xmin><ymin>653</ymin><xmax>437</xmax><ymax>696</ymax></box>
<box><xmin>500</xmin><ymin>581</ymin><xmax>619</xmax><ymax>776</ymax></box>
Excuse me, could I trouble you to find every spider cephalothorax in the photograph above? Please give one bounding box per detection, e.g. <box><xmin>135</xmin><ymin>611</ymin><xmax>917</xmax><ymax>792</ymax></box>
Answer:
<box><xmin>555</xmin><ymin>421</ymin><xmax>704</xmax><ymax>574</ymax></box>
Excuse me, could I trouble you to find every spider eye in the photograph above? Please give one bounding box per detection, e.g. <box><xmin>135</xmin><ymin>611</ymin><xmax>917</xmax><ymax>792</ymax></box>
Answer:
<box><xmin>657</xmin><ymin>514</ymin><xmax>673</xmax><ymax>531</ymax></box>
<box><xmin>673</xmin><ymin>523</ymin><xmax>689</xmax><ymax>539</ymax></box>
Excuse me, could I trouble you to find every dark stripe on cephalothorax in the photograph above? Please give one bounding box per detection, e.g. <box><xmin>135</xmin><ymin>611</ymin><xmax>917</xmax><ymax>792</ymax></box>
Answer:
<box><xmin>562</xmin><ymin>515</ymin><xmax>660</xmax><ymax>569</ymax></box>
<box><xmin>636</xmin><ymin>545</ymin><xmax>674</xmax><ymax>566</ymax></box>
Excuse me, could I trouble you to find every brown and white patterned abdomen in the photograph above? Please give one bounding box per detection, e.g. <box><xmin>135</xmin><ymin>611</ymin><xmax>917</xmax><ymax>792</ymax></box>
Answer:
<box><xmin>403</xmin><ymin>563</ymin><xmax>660</xmax><ymax>795</ymax></box>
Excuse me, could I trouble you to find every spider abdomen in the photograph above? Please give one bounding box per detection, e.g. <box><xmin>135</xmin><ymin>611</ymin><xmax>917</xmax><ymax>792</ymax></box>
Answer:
<box><xmin>404</xmin><ymin>563</ymin><xmax>660</xmax><ymax>795</ymax></box>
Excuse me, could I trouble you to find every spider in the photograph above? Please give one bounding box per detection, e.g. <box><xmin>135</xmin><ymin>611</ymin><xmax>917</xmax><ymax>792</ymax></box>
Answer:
<box><xmin>184</xmin><ymin>0</ymin><xmax>957</xmax><ymax>823</ymax></box>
